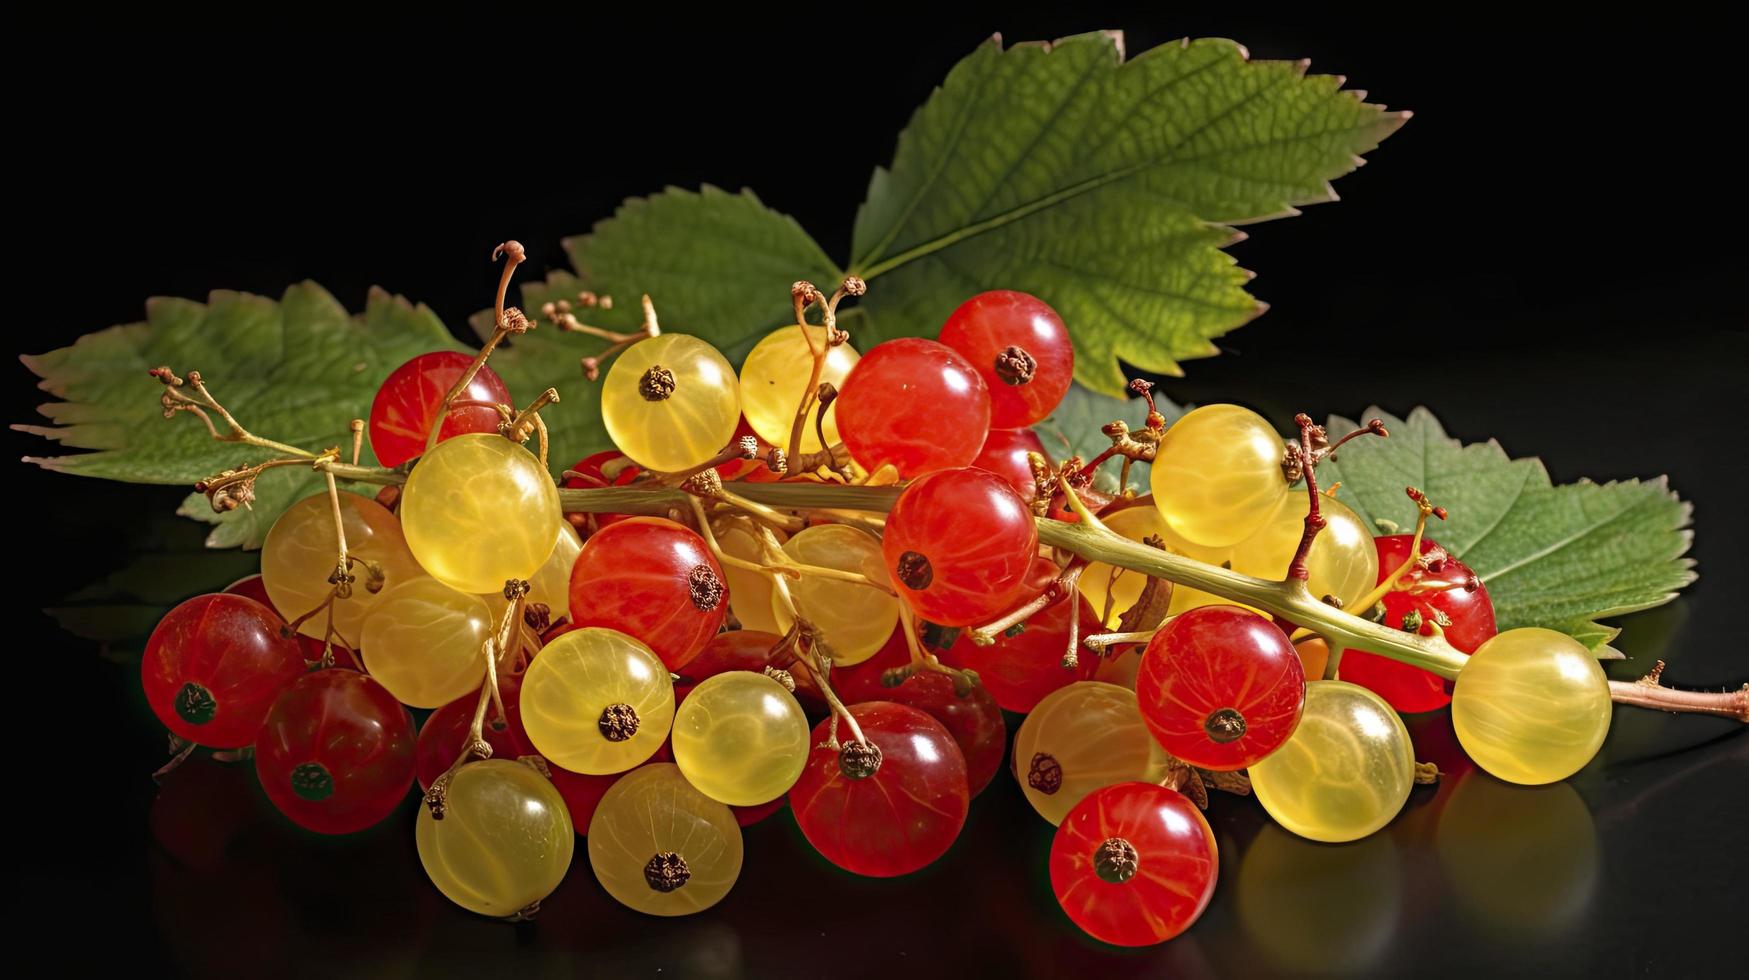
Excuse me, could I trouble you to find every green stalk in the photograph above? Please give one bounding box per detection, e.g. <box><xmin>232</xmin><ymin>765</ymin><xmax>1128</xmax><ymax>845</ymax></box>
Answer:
<box><xmin>556</xmin><ymin>483</ymin><xmax>1470</xmax><ymax>679</ymax></box>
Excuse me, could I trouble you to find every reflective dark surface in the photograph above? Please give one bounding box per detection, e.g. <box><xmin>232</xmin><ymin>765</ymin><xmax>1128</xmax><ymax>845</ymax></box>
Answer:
<box><xmin>11</xmin><ymin>14</ymin><xmax>1746</xmax><ymax>978</ymax></box>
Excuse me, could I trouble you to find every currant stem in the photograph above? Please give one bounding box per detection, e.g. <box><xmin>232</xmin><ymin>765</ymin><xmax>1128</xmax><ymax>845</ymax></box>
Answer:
<box><xmin>322</xmin><ymin>467</ymin><xmax>352</xmax><ymax>599</ymax></box>
<box><xmin>1083</xmin><ymin>628</ymin><xmax>1167</xmax><ymax>653</ymax></box>
<box><xmin>423</xmin><ymin>242</ymin><xmax>526</xmax><ymax>455</ymax></box>
<box><xmin>1609</xmin><ymin>662</ymin><xmax>1749</xmax><ymax>721</ymax></box>
<box><xmin>1285</xmin><ymin>414</ymin><xmax>1325</xmax><ymax>583</ymax></box>
<box><xmin>967</xmin><ymin>559</ymin><xmax>1086</xmax><ymax>645</ymax></box>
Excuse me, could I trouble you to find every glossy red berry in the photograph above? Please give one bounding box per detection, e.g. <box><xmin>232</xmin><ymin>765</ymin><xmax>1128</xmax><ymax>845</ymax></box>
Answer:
<box><xmin>788</xmin><ymin>702</ymin><xmax>969</xmax><ymax>876</ymax></box>
<box><xmin>1341</xmin><ymin>535</ymin><xmax>1497</xmax><ymax>712</ymax></box>
<box><xmin>141</xmin><ymin>593</ymin><xmax>308</xmax><ymax>749</ymax></box>
<box><xmin>1135</xmin><ymin>605</ymin><xmax>1305</xmax><ymax>771</ymax></box>
<box><xmin>834</xmin><ymin>628</ymin><xmax>1007</xmax><ymax>796</ymax></box>
<box><xmin>1050</xmin><ymin>782</ymin><xmax>1217</xmax><ymax>946</ymax></box>
<box><xmin>368</xmin><ymin>351</ymin><xmax>512</xmax><ymax>467</ymax></box>
<box><xmin>567</xmin><ymin>517</ymin><xmax>728</xmax><ymax>671</ymax></box>
<box><xmin>834</xmin><ymin>338</ymin><xmax>990</xmax><ymax>478</ymax></box>
<box><xmin>223</xmin><ymin>575</ymin><xmax>359</xmax><ymax>670</ymax></box>
<box><xmin>883</xmin><ymin>467</ymin><xmax>1038</xmax><ymax>627</ymax></box>
<box><xmin>255</xmin><ymin>669</ymin><xmax>416</xmax><ymax>834</ymax></box>
<box><xmin>941</xmin><ymin>558</ymin><xmax>1101</xmax><ymax>713</ymax></box>
<box><xmin>937</xmin><ymin>290</ymin><xmax>1073</xmax><ymax>428</ymax></box>
<box><xmin>971</xmin><ymin>427</ymin><xmax>1050</xmax><ymax>504</ymax></box>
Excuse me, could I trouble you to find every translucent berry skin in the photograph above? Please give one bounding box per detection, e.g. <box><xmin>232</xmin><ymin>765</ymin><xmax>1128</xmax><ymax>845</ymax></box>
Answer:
<box><xmin>223</xmin><ymin>575</ymin><xmax>358</xmax><ymax>670</ymax></box>
<box><xmin>520</xmin><ymin>520</ymin><xmax>583</xmax><ymax>625</ymax></box>
<box><xmin>1135</xmin><ymin>605</ymin><xmax>1305</xmax><ymax>770</ymax></box>
<box><xmin>1341</xmin><ymin>535</ymin><xmax>1496</xmax><ymax>712</ymax></box>
<box><xmin>255</xmin><ymin>669</ymin><xmax>416</xmax><ymax>835</ymax></box>
<box><xmin>672</xmin><ymin>671</ymin><xmax>810</xmax><ymax>806</ymax></box>
<box><xmin>1451</xmin><ymin>628</ymin><xmax>1611</xmax><ymax>785</ymax></box>
<box><xmin>835</xmin><ymin>338</ymin><xmax>990</xmax><ymax>478</ymax></box>
<box><xmin>770</xmin><ymin>524</ymin><xmax>897</xmax><ymax>666</ymax></box>
<box><xmin>1049</xmin><ymin>782</ymin><xmax>1217</xmax><ymax>947</ymax></box>
<box><xmin>971</xmin><ymin>427</ymin><xmax>1049</xmax><ymax>504</ymax></box>
<box><xmin>415</xmin><ymin>672</ymin><xmax>622</xmax><ymax>834</ymax></box>
<box><xmin>738</xmin><ymin>324</ymin><xmax>860</xmax><ymax>453</ymax></box>
<box><xmin>400</xmin><ymin>433</ymin><xmax>561</xmax><ymax>595</ymax></box>
<box><xmin>567</xmin><ymin>517</ymin><xmax>727</xmax><ymax>671</ymax></box>
<box><xmin>359</xmin><ymin>577</ymin><xmax>496</xmax><ymax>708</ymax></box>
<box><xmin>882</xmin><ymin>467</ymin><xmax>1038</xmax><ymax>627</ymax></box>
<box><xmin>1149</xmin><ymin>404</ymin><xmax>1290</xmax><ymax>548</ymax></box>
<box><xmin>368</xmin><ymin>351</ymin><xmax>513</xmax><ymax>468</ymax></box>
<box><xmin>943</xmin><ymin>558</ymin><xmax>1101</xmax><ymax>712</ymax></box>
<box><xmin>789</xmin><ymin>702</ymin><xmax>970</xmax><ymax>877</ymax></box>
<box><xmin>1075</xmin><ymin>500</ymin><xmax>1237</xmax><ymax>624</ymax></box>
<box><xmin>602</xmin><ymin>333</ymin><xmax>741</xmax><ymax>474</ymax></box>
<box><xmin>587</xmin><ymin>763</ymin><xmax>743</xmax><ymax>916</ymax></box>
<box><xmin>937</xmin><ymin>290</ymin><xmax>1073</xmax><ymax>428</ymax></box>
<box><xmin>718</xmin><ymin>523</ymin><xmax>784</xmax><ymax>635</ymax></box>
<box><xmin>1014</xmin><ymin>682</ymin><xmax>1170</xmax><ymax>825</ymax></box>
<box><xmin>417</xmin><ymin>758</ymin><xmax>574</xmax><ymax>917</ymax></box>
<box><xmin>262</xmin><ymin>491</ymin><xmax>421</xmax><ymax>641</ymax></box>
<box><xmin>1249</xmin><ymin>681</ymin><xmax>1414</xmax><ymax>842</ymax></box>
<box><xmin>520</xmin><ymin>628</ymin><xmax>674</xmax><ymax>775</ymax></box>
<box><xmin>1229</xmin><ymin>495</ymin><xmax>1378</xmax><ymax>613</ymax></box>
<box><xmin>833</xmin><ymin>628</ymin><xmax>1007</xmax><ymax>796</ymax></box>
<box><xmin>141</xmin><ymin>593</ymin><xmax>308</xmax><ymax>748</ymax></box>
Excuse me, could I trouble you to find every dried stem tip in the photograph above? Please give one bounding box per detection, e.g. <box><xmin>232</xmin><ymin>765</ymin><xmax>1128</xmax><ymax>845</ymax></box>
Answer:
<box><xmin>838</xmin><ymin>739</ymin><xmax>883</xmax><ymax>780</ymax></box>
<box><xmin>1094</xmin><ymin>838</ymin><xmax>1140</xmax><ymax>884</ymax></box>
<box><xmin>895</xmin><ymin>551</ymin><xmax>933</xmax><ymax>590</ymax></box>
<box><xmin>1027</xmin><ymin>752</ymin><xmax>1063</xmax><ymax>794</ymax></box>
<box><xmin>1205</xmin><ymin>707</ymin><xmax>1247</xmax><ymax>744</ymax></box>
<box><xmin>994</xmin><ymin>345</ymin><xmax>1037</xmax><ymax>386</ymax></box>
<box><xmin>639</xmin><ymin>366</ymin><xmax>676</xmax><ymax>401</ymax></box>
<box><xmin>644</xmin><ymin>851</ymin><xmax>691</xmax><ymax>893</ymax></box>
<box><xmin>688</xmin><ymin>564</ymin><xmax>725</xmax><ymax>612</ymax></box>
<box><xmin>598</xmin><ymin>703</ymin><xmax>641</xmax><ymax>741</ymax></box>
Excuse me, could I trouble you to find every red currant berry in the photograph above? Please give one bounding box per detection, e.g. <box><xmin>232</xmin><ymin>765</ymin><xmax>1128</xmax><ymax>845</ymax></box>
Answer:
<box><xmin>1050</xmin><ymin>782</ymin><xmax>1217</xmax><ymax>946</ymax></box>
<box><xmin>883</xmin><ymin>467</ymin><xmax>1038</xmax><ymax>627</ymax></box>
<box><xmin>834</xmin><ymin>338</ymin><xmax>990</xmax><ymax>478</ymax></box>
<box><xmin>938</xmin><ymin>290</ymin><xmax>1073</xmax><ymax>428</ymax></box>
<box><xmin>971</xmin><ymin>427</ymin><xmax>1050</xmax><ymax>504</ymax></box>
<box><xmin>567</xmin><ymin>517</ymin><xmax>728</xmax><ymax>671</ymax></box>
<box><xmin>141</xmin><ymin>593</ymin><xmax>308</xmax><ymax>749</ymax></box>
<box><xmin>789</xmin><ymin>702</ymin><xmax>969</xmax><ymax>876</ymax></box>
<box><xmin>224</xmin><ymin>575</ymin><xmax>359</xmax><ymax>670</ymax></box>
<box><xmin>834</xmin><ymin>628</ymin><xmax>1007</xmax><ymax>796</ymax></box>
<box><xmin>368</xmin><ymin>351</ymin><xmax>511</xmax><ymax>468</ymax></box>
<box><xmin>941</xmin><ymin>558</ymin><xmax>1101</xmax><ymax>713</ymax></box>
<box><xmin>1135</xmin><ymin>606</ymin><xmax>1305</xmax><ymax>770</ymax></box>
<box><xmin>1341</xmin><ymin>535</ymin><xmax>1496</xmax><ymax>712</ymax></box>
<box><xmin>255</xmin><ymin>669</ymin><xmax>416</xmax><ymax>834</ymax></box>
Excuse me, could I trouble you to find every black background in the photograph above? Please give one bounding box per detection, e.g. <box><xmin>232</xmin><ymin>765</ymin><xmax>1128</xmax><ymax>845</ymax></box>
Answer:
<box><xmin>9</xmin><ymin>14</ymin><xmax>1747</xmax><ymax>978</ymax></box>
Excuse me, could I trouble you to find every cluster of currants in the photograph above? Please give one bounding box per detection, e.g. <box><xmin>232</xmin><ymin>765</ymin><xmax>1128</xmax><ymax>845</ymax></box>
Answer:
<box><xmin>138</xmin><ymin>285</ymin><xmax>1618</xmax><ymax>948</ymax></box>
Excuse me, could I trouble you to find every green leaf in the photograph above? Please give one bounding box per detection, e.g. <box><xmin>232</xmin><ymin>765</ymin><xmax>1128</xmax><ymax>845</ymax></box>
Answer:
<box><xmin>848</xmin><ymin>32</ymin><xmax>1406</xmax><ymax>392</ymax></box>
<box><xmin>19</xmin><ymin>284</ymin><xmax>460</xmax><ymax>548</ymax></box>
<box><xmin>485</xmin><ymin>186</ymin><xmax>841</xmax><ymax>469</ymax></box>
<box><xmin>1318</xmin><ymin>407</ymin><xmax>1696</xmax><ymax>650</ymax></box>
<box><xmin>1031</xmin><ymin>382</ymin><xmax>1182</xmax><ymax>494</ymax></box>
